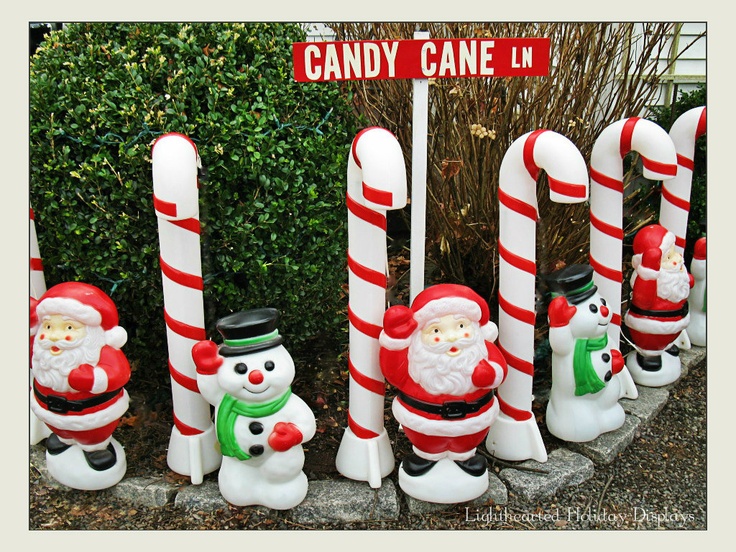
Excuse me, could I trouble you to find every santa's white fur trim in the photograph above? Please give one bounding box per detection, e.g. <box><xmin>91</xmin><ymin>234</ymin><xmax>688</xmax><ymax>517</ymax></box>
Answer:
<box><xmin>414</xmin><ymin>297</ymin><xmax>481</xmax><ymax>328</ymax></box>
<box><xmin>379</xmin><ymin>332</ymin><xmax>412</xmax><ymax>351</ymax></box>
<box><xmin>392</xmin><ymin>396</ymin><xmax>498</xmax><ymax>436</ymax></box>
<box><xmin>480</xmin><ymin>321</ymin><xmax>498</xmax><ymax>342</ymax></box>
<box><xmin>37</xmin><ymin>297</ymin><xmax>102</xmax><ymax>327</ymax></box>
<box><xmin>624</xmin><ymin>312</ymin><xmax>690</xmax><ymax>335</ymax></box>
<box><xmin>30</xmin><ymin>389</ymin><xmax>129</xmax><ymax>431</ymax></box>
<box><xmin>91</xmin><ymin>367</ymin><xmax>109</xmax><ymax>394</ymax></box>
<box><xmin>105</xmin><ymin>326</ymin><xmax>128</xmax><ymax>349</ymax></box>
<box><xmin>488</xmin><ymin>361</ymin><xmax>505</xmax><ymax>389</ymax></box>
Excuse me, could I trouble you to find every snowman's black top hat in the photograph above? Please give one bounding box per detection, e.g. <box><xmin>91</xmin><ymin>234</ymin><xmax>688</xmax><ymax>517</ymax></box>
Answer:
<box><xmin>545</xmin><ymin>264</ymin><xmax>598</xmax><ymax>305</ymax></box>
<box><xmin>216</xmin><ymin>308</ymin><xmax>284</xmax><ymax>356</ymax></box>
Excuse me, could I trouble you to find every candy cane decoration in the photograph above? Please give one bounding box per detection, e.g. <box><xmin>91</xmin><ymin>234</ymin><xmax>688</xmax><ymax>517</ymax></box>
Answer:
<box><xmin>485</xmin><ymin>130</ymin><xmax>589</xmax><ymax>463</ymax></box>
<box><xmin>335</xmin><ymin>127</ymin><xmax>407</xmax><ymax>488</ymax></box>
<box><xmin>30</xmin><ymin>207</ymin><xmax>51</xmax><ymax>445</ymax></box>
<box><xmin>589</xmin><ymin>117</ymin><xmax>678</xmax><ymax>348</ymax></box>
<box><xmin>658</xmin><ymin>106</ymin><xmax>706</xmax><ymax>253</ymax></box>
<box><xmin>152</xmin><ymin>133</ymin><xmax>221</xmax><ymax>484</ymax></box>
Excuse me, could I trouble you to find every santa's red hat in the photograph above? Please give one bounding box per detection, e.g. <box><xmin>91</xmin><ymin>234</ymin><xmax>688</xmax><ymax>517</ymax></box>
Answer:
<box><xmin>34</xmin><ymin>282</ymin><xmax>127</xmax><ymax>349</ymax></box>
<box><xmin>410</xmin><ymin>283</ymin><xmax>498</xmax><ymax>342</ymax></box>
<box><xmin>631</xmin><ymin>224</ymin><xmax>676</xmax><ymax>276</ymax></box>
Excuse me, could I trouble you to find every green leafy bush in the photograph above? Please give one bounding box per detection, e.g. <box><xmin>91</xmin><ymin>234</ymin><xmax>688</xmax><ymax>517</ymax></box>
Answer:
<box><xmin>30</xmin><ymin>23</ymin><xmax>359</xmax><ymax>395</ymax></box>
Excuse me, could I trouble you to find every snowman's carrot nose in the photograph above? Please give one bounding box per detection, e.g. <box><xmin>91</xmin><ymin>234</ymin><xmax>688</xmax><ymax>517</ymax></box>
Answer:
<box><xmin>249</xmin><ymin>370</ymin><xmax>264</xmax><ymax>385</ymax></box>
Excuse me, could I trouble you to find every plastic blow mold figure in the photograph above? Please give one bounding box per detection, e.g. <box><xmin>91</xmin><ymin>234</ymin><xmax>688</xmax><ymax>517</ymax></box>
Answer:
<box><xmin>623</xmin><ymin>224</ymin><xmax>694</xmax><ymax>387</ymax></box>
<box><xmin>687</xmin><ymin>237</ymin><xmax>706</xmax><ymax>347</ymax></box>
<box><xmin>30</xmin><ymin>282</ymin><xmax>131</xmax><ymax>490</ymax></box>
<box><xmin>191</xmin><ymin>308</ymin><xmax>316</xmax><ymax>510</ymax></box>
<box><xmin>544</xmin><ymin>265</ymin><xmax>626</xmax><ymax>443</ymax></box>
<box><xmin>379</xmin><ymin>284</ymin><xmax>507</xmax><ymax>503</ymax></box>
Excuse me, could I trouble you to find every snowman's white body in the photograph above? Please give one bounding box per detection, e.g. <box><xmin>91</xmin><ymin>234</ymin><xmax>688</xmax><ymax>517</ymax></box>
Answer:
<box><xmin>197</xmin><ymin>345</ymin><xmax>316</xmax><ymax>510</ymax></box>
<box><xmin>688</xmin><ymin>252</ymin><xmax>706</xmax><ymax>347</ymax></box>
<box><xmin>546</xmin><ymin>292</ymin><xmax>626</xmax><ymax>443</ymax></box>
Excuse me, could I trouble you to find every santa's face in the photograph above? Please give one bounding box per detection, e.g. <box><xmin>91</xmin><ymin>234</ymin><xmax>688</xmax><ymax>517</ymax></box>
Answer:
<box><xmin>420</xmin><ymin>315</ymin><xmax>475</xmax><ymax>357</ymax></box>
<box><xmin>37</xmin><ymin>314</ymin><xmax>87</xmax><ymax>355</ymax></box>
<box><xmin>217</xmin><ymin>345</ymin><xmax>295</xmax><ymax>403</ymax></box>
<box><xmin>661</xmin><ymin>244</ymin><xmax>685</xmax><ymax>272</ymax></box>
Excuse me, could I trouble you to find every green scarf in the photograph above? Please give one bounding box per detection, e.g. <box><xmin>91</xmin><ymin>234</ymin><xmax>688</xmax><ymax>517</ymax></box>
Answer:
<box><xmin>572</xmin><ymin>334</ymin><xmax>607</xmax><ymax>396</ymax></box>
<box><xmin>216</xmin><ymin>387</ymin><xmax>292</xmax><ymax>461</ymax></box>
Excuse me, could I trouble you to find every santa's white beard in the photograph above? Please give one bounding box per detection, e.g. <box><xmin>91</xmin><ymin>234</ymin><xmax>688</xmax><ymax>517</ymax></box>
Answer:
<box><xmin>407</xmin><ymin>329</ymin><xmax>487</xmax><ymax>396</ymax></box>
<box><xmin>656</xmin><ymin>263</ymin><xmax>691</xmax><ymax>303</ymax></box>
<box><xmin>32</xmin><ymin>325</ymin><xmax>105</xmax><ymax>392</ymax></box>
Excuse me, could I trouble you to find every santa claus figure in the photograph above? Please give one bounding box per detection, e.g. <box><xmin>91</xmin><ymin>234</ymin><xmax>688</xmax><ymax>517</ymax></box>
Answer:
<box><xmin>30</xmin><ymin>282</ymin><xmax>131</xmax><ymax>490</ymax></box>
<box><xmin>623</xmin><ymin>224</ymin><xmax>694</xmax><ymax>387</ymax></box>
<box><xmin>379</xmin><ymin>284</ymin><xmax>507</xmax><ymax>503</ymax></box>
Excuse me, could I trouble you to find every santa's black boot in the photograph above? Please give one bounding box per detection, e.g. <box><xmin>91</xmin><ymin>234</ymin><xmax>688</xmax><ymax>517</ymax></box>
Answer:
<box><xmin>402</xmin><ymin>453</ymin><xmax>437</xmax><ymax>476</ymax></box>
<box><xmin>454</xmin><ymin>453</ymin><xmax>487</xmax><ymax>477</ymax></box>
<box><xmin>83</xmin><ymin>443</ymin><xmax>117</xmax><ymax>471</ymax></box>
<box><xmin>637</xmin><ymin>352</ymin><xmax>662</xmax><ymax>372</ymax></box>
<box><xmin>45</xmin><ymin>433</ymin><xmax>71</xmax><ymax>455</ymax></box>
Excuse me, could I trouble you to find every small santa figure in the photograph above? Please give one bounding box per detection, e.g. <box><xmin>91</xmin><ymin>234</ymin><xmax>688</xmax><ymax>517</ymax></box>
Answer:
<box><xmin>379</xmin><ymin>284</ymin><xmax>507</xmax><ymax>504</ymax></box>
<box><xmin>623</xmin><ymin>224</ymin><xmax>694</xmax><ymax>387</ymax></box>
<box><xmin>30</xmin><ymin>282</ymin><xmax>131</xmax><ymax>490</ymax></box>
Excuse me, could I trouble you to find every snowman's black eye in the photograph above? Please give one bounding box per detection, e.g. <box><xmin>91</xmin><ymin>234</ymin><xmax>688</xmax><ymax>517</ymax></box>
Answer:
<box><xmin>600</xmin><ymin>298</ymin><xmax>607</xmax><ymax>306</ymax></box>
<box><xmin>589</xmin><ymin>304</ymin><xmax>598</xmax><ymax>313</ymax></box>
<box><xmin>234</xmin><ymin>363</ymin><xmax>248</xmax><ymax>375</ymax></box>
<box><xmin>264</xmin><ymin>361</ymin><xmax>275</xmax><ymax>371</ymax></box>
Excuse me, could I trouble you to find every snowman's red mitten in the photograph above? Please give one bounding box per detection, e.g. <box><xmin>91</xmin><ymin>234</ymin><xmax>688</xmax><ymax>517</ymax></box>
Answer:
<box><xmin>68</xmin><ymin>363</ymin><xmax>96</xmax><ymax>392</ymax></box>
<box><xmin>548</xmin><ymin>296</ymin><xmax>577</xmax><ymax>327</ymax></box>
<box><xmin>192</xmin><ymin>340</ymin><xmax>223</xmax><ymax>375</ymax></box>
<box><xmin>471</xmin><ymin>358</ymin><xmax>497</xmax><ymax>388</ymax></box>
<box><xmin>382</xmin><ymin>305</ymin><xmax>418</xmax><ymax>340</ymax></box>
<box><xmin>611</xmin><ymin>349</ymin><xmax>624</xmax><ymax>375</ymax></box>
<box><xmin>268</xmin><ymin>422</ymin><xmax>303</xmax><ymax>452</ymax></box>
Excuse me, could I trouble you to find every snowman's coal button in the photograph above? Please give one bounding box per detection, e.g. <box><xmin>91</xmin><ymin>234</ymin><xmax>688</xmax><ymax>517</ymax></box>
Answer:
<box><xmin>604</xmin><ymin>370</ymin><xmax>612</xmax><ymax>382</ymax></box>
<box><xmin>249</xmin><ymin>444</ymin><xmax>264</xmax><ymax>456</ymax></box>
<box><xmin>601</xmin><ymin>353</ymin><xmax>611</xmax><ymax>363</ymax></box>
<box><xmin>249</xmin><ymin>422</ymin><xmax>264</xmax><ymax>435</ymax></box>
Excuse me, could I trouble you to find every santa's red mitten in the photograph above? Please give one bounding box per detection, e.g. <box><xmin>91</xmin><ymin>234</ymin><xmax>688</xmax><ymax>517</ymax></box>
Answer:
<box><xmin>192</xmin><ymin>340</ymin><xmax>223</xmax><ymax>375</ymax></box>
<box><xmin>30</xmin><ymin>297</ymin><xmax>39</xmax><ymax>334</ymax></box>
<box><xmin>548</xmin><ymin>296</ymin><xmax>576</xmax><ymax>327</ymax></box>
<box><xmin>68</xmin><ymin>363</ymin><xmax>96</xmax><ymax>392</ymax></box>
<box><xmin>268</xmin><ymin>422</ymin><xmax>303</xmax><ymax>452</ymax></box>
<box><xmin>471</xmin><ymin>358</ymin><xmax>499</xmax><ymax>388</ymax></box>
<box><xmin>382</xmin><ymin>305</ymin><xmax>418</xmax><ymax>340</ymax></box>
<box><xmin>610</xmin><ymin>349</ymin><xmax>624</xmax><ymax>375</ymax></box>
<box><xmin>642</xmin><ymin>248</ymin><xmax>662</xmax><ymax>271</ymax></box>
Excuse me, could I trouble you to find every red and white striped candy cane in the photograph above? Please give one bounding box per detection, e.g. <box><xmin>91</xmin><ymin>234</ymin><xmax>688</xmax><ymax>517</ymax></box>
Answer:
<box><xmin>485</xmin><ymin>130</ymin><xmax>588</xmax><ymax>463</ymax></box>
<box><xmin>152</xmin><ymin>132</ymin><xmax>221</xmax><ymax>485</ymax></box>
<box><xmin>658</xmin><ymin>107</ymin><xmax>706</xmax><ymax>254</ymax></box>
<box><xmin>335</xmin><ymin>127</ymin><xmax>407</xmax><ymax>488</ymax></box>
<box><xmin>30</xmin><ymin>206</ymin><xmax>51</xmax><ymax>445</ymax></box>
<box><xmin>589</xmin><ymin>117</ymin><xmax>678</xmax><ymax>348</ymax></box>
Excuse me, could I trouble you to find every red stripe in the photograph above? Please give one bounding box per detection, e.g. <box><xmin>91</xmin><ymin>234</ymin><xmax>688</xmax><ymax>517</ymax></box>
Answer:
<box><xmin>674</xmin><ymin>235</ymin><xmax>686</xmax><ymax>250</ymax></box>
<box><xmin>548</xmin><ymin>175</ymin><xmax>587</xmax><ymax>199</ymax></box>
<box><xmin>497</xmin><ymin>395</ymin><xmax>533</xmax><ymax>421</ymax></box>
<box><xmin>523</xmin><ymin>129</ymin><xmax>546</xmax><ymax>181</ymax></box>
<box><xmin>641</xmin><ymin>156</ymin><xmax>677</xmax><ymax>176</ymax></box>
<box><xmin>348</xmin><ymin>254</ymin><xmax>387</xmax><ymax>289</ymax></box>
<box><xmin>498</xmin><ymin>239</ymin><xmax>536</xmax><ymax>275</ymax></box>
<box><xmin>661</xmin><ymin>184</ymin><xmax>691</xmax><ymax>212</ymax></box>
<box><xmin>169</xmin><ymin>217</ymin><xmax>201</xmax><ymax>234</ymax></box>
<box><xmin>173</xmin><ymin>412</ymin><xmax>204</xmax><ymax>436</ymax></box>
<box><xmin>620</xmin><ymin>117</ymin><xmax>639</xmax><ymax>158</ymax></box>
<box><xmin>677</xmin><ymin>153</ymin><xmax>695</xmax><ymax>172</ymax></box>
<box><xmin>362</xmin><ymin>181</ymin><xmax>393</xmax><ymax>207</ymax></box>
<box><xmin>498</xmin><ymin>291</ymin><xmax>536</xmax><ymax>326</ymax></box>
<box><xmin>590</xmin><ymin>211</ymin><xmax>623</xmax><ymax>240</ymax></box>
<box><xmin>153</xmin><ymin>194</ymin><xmax>178</xmax><ymax>218</ymax></box>
<box><xmin>498</xmin><ymin>342</ymin><xmax>535</xmax><ymax>377</ymax></box>
<box><xmin>347</xmin><ymin>193</ymin><xmax>387</xmax><ymax>230</ymax></box>
<box><xmin>611</xmin><ymin>313</ymin><xmax>621</xmax><ymax>327</ymax></box>
<box><xmin>589</xmin><ymin>254</ymin><xmax>623</xmax><ymax>283</ymax></box>
<box><xmin>696</xmin><ymin>108</ymin><xmax>707</xmax><ymax>139</ymax></box>
<box><xmin>590</xmin><ymin>167</ymin><xmax>624</xmax><ymax>193</ymax></box>
<box><xmin>30</xmin><ymin>208</ymin><xmax>35</xmax><ymax>220</ymax></box>
<box><xmin>164</xmin><ymin>309</ymin><xmax>207</xmax><ymax>341</ymax></box>
<box><xmin>30</xmin><ymin>258</ymin><xmax>44</xmax><ymax>271</ymax></box>
<box><xmin>499</xmin><ymin>188</ymin><xmax>537</xmax><ymax>221</ymax></box>
<box><xmin>347</xmin><ymin>410</ymin><xmax>380</xmax><ymax>439</ymax></box>
<box><xmin>169</xmin><ymin>360</ymin><xmax>200</xmax><ymax>393</ymax></box>
<box><xmin>160</xmin><ymin>256</ymin><xmax>204</xmax><ymax>291</ymax></box>
<box><xmin>347</xmin><ymin>304</ymin><xmax>383</xmax><ymax>339</ymax></box>
<box><xmin>348</xmin><ymin>357</ymin><xmax>386</xmax><ymax>396</ymax></box>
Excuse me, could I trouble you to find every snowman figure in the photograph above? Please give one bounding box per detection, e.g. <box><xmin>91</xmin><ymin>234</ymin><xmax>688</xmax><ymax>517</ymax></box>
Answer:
<box><xmin>544</xmin><ymin>264</ymin><xmax>626</xmax><ymax>443</ymax></box>
<box><xmin>191</xmin><ymin>308</ymin><xmax>316</xmax><ymax>510</ymax></box>
<box><xmin>687</xmin><ymin>237</ymin><xmax>706</xmax><ymax>347</ymax></box>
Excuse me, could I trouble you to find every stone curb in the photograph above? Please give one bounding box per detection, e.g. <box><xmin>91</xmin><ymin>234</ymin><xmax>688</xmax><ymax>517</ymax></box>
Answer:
<box><xmin>30</xmin><ymin>346</ymin><xmax>706</xmax><ymax>523</ymax></box>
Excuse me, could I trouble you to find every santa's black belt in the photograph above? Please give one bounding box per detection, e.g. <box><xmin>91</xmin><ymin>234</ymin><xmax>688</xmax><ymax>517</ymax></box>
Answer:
<box><xmin>396</xmin><ymin>390</ymin><xmax>494</xmax><ymax>420</ymax></box>
<box><xmin>628</xmin><ymin>303</ymin><xmax>689</xmax><ymax>319</ymax></box>
<box><xmin>33</xmin><ymin>383</ymin><xmax>122</xmax><ymax>414</ymax></box>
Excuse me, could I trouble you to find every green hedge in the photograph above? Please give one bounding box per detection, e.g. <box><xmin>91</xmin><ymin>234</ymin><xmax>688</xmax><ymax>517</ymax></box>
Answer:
<box><xmin>30</xmin><ymin>23</ymin><xmax>360</xmax><ymax>393</ymax></box>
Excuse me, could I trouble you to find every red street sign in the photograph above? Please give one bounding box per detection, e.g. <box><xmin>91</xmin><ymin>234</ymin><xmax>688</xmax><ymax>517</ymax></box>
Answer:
<box><xmin>293</xmin><ymin>37</ymin><xmax>550</xmax><ymax>82</ymax></box>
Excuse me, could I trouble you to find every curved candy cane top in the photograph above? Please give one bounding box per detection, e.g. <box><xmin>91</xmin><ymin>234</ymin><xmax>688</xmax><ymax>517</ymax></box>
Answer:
<box><xmin>348</xmin><ymin>127</ymin><xmax>408</xmax><ymax>215</ymax></box>
<box><xmin>660</xmin><ymin>107</ymin><xmax>706</xmax><ymax>251</ymax></box>
<box><xmin>152</xmin><ymin>133</ymin><xmax>202</xmax><ymax>222</ymax></box>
